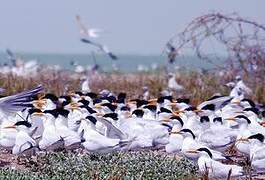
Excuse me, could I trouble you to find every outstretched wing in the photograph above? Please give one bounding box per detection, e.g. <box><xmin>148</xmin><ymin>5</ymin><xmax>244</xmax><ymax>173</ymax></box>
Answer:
<box><xmin>76</xmin><ymin>15</ymin><xmax>89</xmax><ymax>36</ymax></box>
<box><xmin>81</xmin><ymin>38</ymin><xmax>118</xmax><ymax>60</ymax></box>
<box><xmin>0</xmin><ymin>85</ymin><xmax>44</xmax><ymax>114</ymax></box>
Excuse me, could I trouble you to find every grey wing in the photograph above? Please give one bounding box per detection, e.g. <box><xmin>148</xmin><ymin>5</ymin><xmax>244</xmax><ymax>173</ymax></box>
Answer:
<box><xmin>98</xmin><ymin>118</ymin><xmax>127</xmax><ymax>140</ymax></box>
<box><xmin>0</xmin><ymin>85</ymin><xmax>43</xmax><ymax>114</ymax></box>
<box><xmin>198</xmin><ymin>96</ymin><xmax>232</xmax><ymax>110</ymax></box>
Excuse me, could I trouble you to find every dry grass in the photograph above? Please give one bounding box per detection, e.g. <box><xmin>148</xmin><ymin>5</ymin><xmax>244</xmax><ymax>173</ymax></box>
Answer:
<box><xmin>0</xmin><ymin>69</ymin><xmax>264</xmax><ymax>105</ymax></box>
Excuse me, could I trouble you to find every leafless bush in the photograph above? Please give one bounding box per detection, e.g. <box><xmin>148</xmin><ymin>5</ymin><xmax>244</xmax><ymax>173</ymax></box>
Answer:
<box><xmin>167</xmin><ymin>12</ymin><xmax>265</xmax><ymax>85</ymax></box>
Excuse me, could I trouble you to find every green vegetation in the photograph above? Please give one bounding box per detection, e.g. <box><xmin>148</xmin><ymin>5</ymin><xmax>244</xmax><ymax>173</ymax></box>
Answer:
<box><xmin>0</xmin><ymin>151</ymin><xmax>198</xmax><ymax>179</ymax></box>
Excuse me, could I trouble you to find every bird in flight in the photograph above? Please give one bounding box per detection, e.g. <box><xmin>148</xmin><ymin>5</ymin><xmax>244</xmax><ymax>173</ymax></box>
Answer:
<box><xmin>76</xmin><ymin>15</ymin><xmax>102</xmax><ymax>38</ymax></box>
<box><xmin>81</xmin><ymin>38</ymin><xmax>118</xmax><ymax>60</ymax></box>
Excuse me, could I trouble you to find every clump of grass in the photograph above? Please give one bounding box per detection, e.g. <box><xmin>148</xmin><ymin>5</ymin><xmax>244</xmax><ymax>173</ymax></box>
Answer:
<box><xmin>0</xmin><ymin>151</ymin><xmax>198</xmax><ymax>179</ymax></box>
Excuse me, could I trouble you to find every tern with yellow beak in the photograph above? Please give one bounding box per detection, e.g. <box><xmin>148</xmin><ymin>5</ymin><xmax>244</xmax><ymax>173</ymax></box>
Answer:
<box><xmin>7</xmin><ymin>121</ymin><xmax>37</xmax><ymax>155</ymax></box>
<box><xmin>38</xmin><ymin>110</ymin><xmax>64</xmax><ymax>151</ymax></box>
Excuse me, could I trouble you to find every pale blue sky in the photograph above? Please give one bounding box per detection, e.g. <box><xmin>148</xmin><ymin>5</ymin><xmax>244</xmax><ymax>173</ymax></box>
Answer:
<box><xmin>0</xmin><ymin>1</ymin><xmax>264</xmax><ymax>54</ymax></box>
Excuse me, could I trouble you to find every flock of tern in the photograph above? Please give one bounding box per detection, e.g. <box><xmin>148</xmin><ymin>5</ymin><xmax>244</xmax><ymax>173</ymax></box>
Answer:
<box><xmin>0</xmin><ymin>75</ymin><xmax>264</xmax><ymax>179</ymax></box>
<box><xmin>0</xmin><ymin>14</ymin><xmax>264</xmax><ymax>179</ymax></box>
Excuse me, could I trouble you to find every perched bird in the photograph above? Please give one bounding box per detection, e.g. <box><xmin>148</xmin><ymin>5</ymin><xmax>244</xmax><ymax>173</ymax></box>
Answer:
<box><xmin>188</xmin><ymin>148</ymin><xmax>244</xmax><ymax>179</ymax></box>
<box><xmin>4</xmin><ymin>121</ymin><xmax>37</xmax><ymax>155</ymax></box>
<box><xmin>165</xmin><ymin>42</ymin><xmax>178</xmax><ymax>64</ymax></box>
<box><xmin>167</xmin><ymin>73</ymin><xmax>183</xmax><ymax>93</ymax></box>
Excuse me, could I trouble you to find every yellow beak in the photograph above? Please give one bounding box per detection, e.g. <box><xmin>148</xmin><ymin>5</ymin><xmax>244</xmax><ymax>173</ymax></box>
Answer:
<box><xmin>259</xmin><ymin>122</ymin><xmax>265</xmax><ymax>127</ymax></box>
<box><xmin>160</xmin><ymin>118</ymin><xmax>170</xmax><ymax>123</ymax></box>
<box><xmin>235</xmin><ymin>137</ymin><xmax>249</xmax><ymax>146</ymax></box>
<box><xmin>4</xmin><ymin>125</ymin><xmax>16</xmax><ymax>129</ymax></box>
<box><xmin>32</xmin><ymin>112</ymin><xmax>45</xmax><ymax>116</ymax></box>
<box><xmin>194</xmin><ymin>109</ymin><xmax>203</xmax><ymax>113</ymax></box>
<box><xmin>231</xmin><ymin>99</ymin><xmax>241</xmax><ymax>104</ymax></box>
<box><xmin>32</xmin><ymin>100</ymin><xmax>47</xmax><ymax>108</ymax></box>
<box><xmin>224</xmin><ymin>117</ymin><xmax>236</xmax><ymax>121</ymax></box>
<box><xmin>148</xmin><ymin>98</ymin><xmax>157</xmax><ymax>103</ymax></box>
<box><xmin>186</xmin><ymin>149</ymin><xmax>198</xmax><ymax>154</ymax></box>
<box><xmin>169</xmin><ymin>131</ymin><xmax>180</xmax><ymax>135</ymax></box>
<box><xmin>94</xmin><ymin>104</ymin><xmax>102</xmax><ymax>109</ymax></box>
<box><xmin>148</xmin><ymin>101</ymin><xmax>157</xmax><ymax>106</ymax></box>
<box><xmin>96</xmin><ymin>112</ymin><xmax>104</xmax><ymax>116</ymax></box>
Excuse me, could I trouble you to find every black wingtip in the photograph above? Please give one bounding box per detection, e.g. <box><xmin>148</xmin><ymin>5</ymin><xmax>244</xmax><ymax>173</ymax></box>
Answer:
<box><xmin>108</xmin><ymin>52</ymin><xmax>118</xmax><ymax>60</ymax></box>
<box><xmin>80</xmin><ymin>38</ymin><xmax>91</xmax><ymax>44</ymax></box>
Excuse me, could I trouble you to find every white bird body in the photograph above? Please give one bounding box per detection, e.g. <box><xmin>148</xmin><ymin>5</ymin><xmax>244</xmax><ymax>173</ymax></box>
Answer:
<box><xmin>0</xmin><ymin>124</ymin><xmax>17</xmax><ymax>149</ymax></box>
<box><xmin>181</xmin><ymin>137</ymin><xmax>200</xmax><ymax>160</ymax></box>
<box><xmin>55</xmin><ymin>116</ymin><xmax>81</xmax><ymax>149</ymax></box>
<box><xmin>118</xmin><ymin>117</ymin><xmax>169</xmax><ymax>149</ymax></box>
<box><xmin>249</xmin><ymin>141</ymin><xmax>265</xmax><ymax>173</ymax></box>
<box><xmin>198</xmin><ymin>124</ymin><xmax>235</xmax><ymax>152</ymax></box>
<box><xmin>12</xmin><ymin>130</ymin><xmax>36</xmax><ymax>155</ymax></box>
<box><xmin>198</xmin><ymin>155</ymin><xmax>243</xmax><ymax>179</ymax></box>
<box><xmin>166</xmin><ymin>125</ymin><xmax>183</xmax><ymax>153</ymax></box>
<box><xmin>168</xmin><ymin>73</ymin><xmax>183</xmax><ymax>91</ymax></box>
<box><xmin>235</xmin><ymin>125</ymin><xmax>252</xmax><ymax>155</ymax></box>
<box><xmin>81</xmin><ymin>120</ymin><xmax>122</xmax><ymax>152</ymax></box>
<box><xmin>39</xmin><ymin>115</ymin><xmax>64</xmax><ymax>151</ymax></box>
<box><xmin>81</xmin><ymin>78</ymin><xmax>91</xmax><ymax>94</ymax></box>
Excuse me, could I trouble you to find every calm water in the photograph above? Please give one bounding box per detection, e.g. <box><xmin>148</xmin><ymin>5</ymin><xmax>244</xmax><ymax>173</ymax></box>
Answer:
<box><xmin>0</xmin><ymin>53</ymin><xmax>217</xmax><ymax>73</ymax></box>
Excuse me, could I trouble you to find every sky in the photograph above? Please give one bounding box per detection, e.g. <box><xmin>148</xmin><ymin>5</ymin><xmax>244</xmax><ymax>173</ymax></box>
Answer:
<box><xmin>0</xmin><ymin>1</ymin><xmax>264</xmax><ymax>55</ymax></box>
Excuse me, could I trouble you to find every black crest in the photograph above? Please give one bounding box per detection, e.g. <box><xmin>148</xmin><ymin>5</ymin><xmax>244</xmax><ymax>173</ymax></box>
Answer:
<box><xmin>44</xmin><ymin>109</ymin><xmax>59</xmax><ymax>118</ymax></box>
<box><xmin>86</xmin><ymin>116</ymin><xmax>97</xmax><ymax>125</ymax></box>
<box><xmin>200</xmin><ymin>116</ymin><xmax>210</xmax><ymax>123</ymax></box>
<box><xmin>143</xmin><ymin>105</ymin><xmax>157</xmax><ymax>113</ymax></box>
<box><xmin>213</xmin><ymin>117</ymin><xmax>223</xmax><ymax>124</ymax></box>
<box><xmin>197</xmin><ymin>148</ymin><xmax>213</xmax><ymax>159</ymax></box>
<box><xmin>44</xmin><ymin>93</ymin><xmax>58</xmax><ymax>102</ymax></box>
<box><xmin>120</xmin><ymin>106</ymin><xmax>130</xmax><ymax>111</ymax></box>
<box><xmin>159</xmin><ymin>107</ymin><xmax>172</xmax><ymax>114</ymax></box>
<box><xmin>180</xmin><ymin>129</ymin><xmax>196</xmax><ymax>139</ymax></box>
<box><xmin>103</xmin><ymin>113</ymin><xmax>118</xmax><ymax>121</ymax></box>
<box><xmin>101</xmin><ymin>103</ymin><xmax>117</xmax><ymax>112</ymax></box>
<box><xmin>80</xmin><ymin>105</ymin><xmax>97</xmax><ymax>114</ymax></box>
<box><xmin>248</xmin><ymin>133</ymin><xmax>264</xmax><ymax>142</ymax></box>
<box><xmin>132</xmin><ymin>109</ymin><xmax>144</xmax><ymax>118</ymax></box>
<box><xmin>235</xmin><ymin>115</ymin><xmax>251</xmax><ymax>124</ymax></box>
<box><xmin>176</xmin><ymin>98</ymin><xmax>190</xmax><ymax>104</ymax></box>
<box><xmin>201</xmin><ymin>104</ymin><xmax>215</xmax><ymax>111</ymax></box>
<box><xmin>86</xmin><ymin>92</ymin><xmax>98</xmax><ymax>99</ymax></box>
<box><xmin>28</xmin><ymin>108</ymin><xmax>42</xmax><ymax>115</ymax></box>
<box><xmin>57</xmin><ymin>108</ymin><xmax>70</xmax><ymax>118</ymax></box>
<box><xmin>243</xmin><ymin>107</ymin><xmax>259</xmax><ymax>116</ymax></box>
<box><xmin>241</xmin><ymin>98</ymin><xmax>256</xmax><ymax>107</ymax></box>
<box><xmin>15</xmin><ymin>121</ymin><xmax>32</xmax><ymax>128</ymax></box>
<box><xmin>78</xmin><ymin>99</ymin><xmax>90</xmax><ymax>106</ymax></box>
<box><xmin>170</xmin><ymin>116</ymin><xmax>184</xmax><ymax>126</ymax></box>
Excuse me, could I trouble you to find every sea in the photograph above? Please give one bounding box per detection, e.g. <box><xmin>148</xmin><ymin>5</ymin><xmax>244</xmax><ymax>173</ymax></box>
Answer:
<box><xmin>0</xmin><ymin>53</ymin><xmax>218</xmax><ymax>73</ymax></box>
